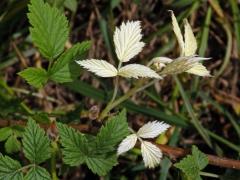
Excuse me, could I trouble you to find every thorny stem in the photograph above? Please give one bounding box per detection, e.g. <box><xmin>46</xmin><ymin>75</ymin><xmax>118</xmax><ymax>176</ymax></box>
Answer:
<box><xmin>99</xmin><ymin>79</ymin><xmax>158</xmax><ymax>121</ymax></box>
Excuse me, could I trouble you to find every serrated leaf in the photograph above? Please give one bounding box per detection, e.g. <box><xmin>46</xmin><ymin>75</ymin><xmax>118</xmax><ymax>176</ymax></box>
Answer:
<box><xmin>57</xmin><ymin>115</ymin><xmax>125</xmax><ymax>176</ymax></box>
<box><xmin>0</xmin><ymin>127</ymin><xmax>12</xmax><ymax>142</ymax></box>
<box><xmin>0</xmin><ymin>155</ymin><xmax>23</xmax><ymax>180</ymax></box>
<box><xmin>24</xmin><ymin>166</ymin><xmax>51</xmax><ymax>180</ymax></box>
<box><xmin>18</xmin><ymin>68</ymin><xmax>48</xmax><ymax>88</ymax></box>
<box><xmin>118</xmin><ymin>64</ymin><xmax>161</xmax><ymax>78</ymax></box>
<box><xmin>170</xmin><ymin>11</ymin><xmax>184</xmax><ymax>56</ymax></box>
<box><xmin>174</xmin><ymin>145</ymin><xmax>208</xmax><ymax>180</ymax></box>
<box><xmin>113</xmin><ymin>21</ymin><xmax>144</xmax><ymax>62</ymax></box>
<box><xmin>76</xmin><ymin>59</ymin><xmax>118</xmax><ymax>77</ymax></box>
<box><xmin>85</xmin><ymin>154</ymin><xmax>117</xmax><ymax>176</ymax></box>
<box><xmin>184</xmin><ymin>19</ymin><xmax>197</xmax><ymax>56</ymax></box>
<box><xmin>186</xmin><ymin>63</ymin><xmax>211</xmax><ymax>77</ymax></box>
<box><xmin>191</xmin><ymin>146</ymin><xmax>208</xmax><ymax>170</ymax></box>
<box><xmin>28</xmin><ymin>0</ymin><xmax>69</xmax><ymax>59</ymax></box>
<box><xmin>22</xmin><ymin>118</ymin><xmax>51</xmax><ymax>164</ymax></box>
<box><xmin>117</xmin><ymin>134</ymin><xmax>137</xmax><ymax>155</ymax></box>
<box><xmin>5</xmin><ymin>135</ymin><xmax>21</xmax><ymax>154</ymax></box>
<box><xmin>49</xmin><ymin>41</ymin><xmax>91</xmax><ymax>83</ymax></box>
<box><xmin>95</xmin><ymin>109</ymin><xmax>129</xmax><ymax>153</ymax></box>
<box><xmin>57</xmin><ymin>123</ymin><xmax>89</xmax><ymax>166</ymax></box>
<box><xmin>137</xmin><ymin>121</ymin><xmax>170</xmax><ymax>139</ymax></box>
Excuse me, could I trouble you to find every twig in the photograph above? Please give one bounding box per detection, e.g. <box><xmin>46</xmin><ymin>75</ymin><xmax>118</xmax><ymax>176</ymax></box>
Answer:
<box><xmin>12</xmin><ymin>41</ymin><xmax>28</xmax><ymax>68</ymax></box>
<box><xmin>155</xmin><ymin>143</ymin><xmax>240</xmax><ymax>170</ymax></box>
<box><xmin>0</xmin><ymin>119</ymin><xmax>89</xmax><ymax>132</ymax></box>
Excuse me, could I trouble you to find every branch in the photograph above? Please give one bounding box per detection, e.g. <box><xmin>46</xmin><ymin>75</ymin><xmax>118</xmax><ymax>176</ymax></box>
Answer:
<box><xmin>0</xmin><ymin>119</ymin><xmax>89</xmax><ymax>132</ymax></box>
<box><xmin>155</xmin><ymin>143</ymin><xmax>240</xmax><ymax>170</ymax></box>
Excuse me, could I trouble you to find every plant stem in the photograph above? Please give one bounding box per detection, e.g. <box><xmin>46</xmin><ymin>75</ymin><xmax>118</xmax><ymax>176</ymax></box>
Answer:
<box><xmin>99</xmin><ymin>79</ymin><xmax>157</xmax><ymax>120</ymax></box>
<box><xmin>51</xmin><ymin>141</ymin><xmax>58</xmax><ymax>180</ymax></box>
<box><xmin>110</xmin><ymin>76</ymin><xmax>119</xmax><ymax>103</ymax></box>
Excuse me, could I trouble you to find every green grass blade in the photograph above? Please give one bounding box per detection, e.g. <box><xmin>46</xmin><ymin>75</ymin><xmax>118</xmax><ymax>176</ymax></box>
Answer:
<box><xmin>65</xmin><ymin>80</ymin><xmax>188</xmax><ymax>127</ymax></box>
<box><xmin>192</xmin><ymin>7</ymin><xmax>212</xmax><ymax>92</ymax></box>
<box><xmin>206</xmin><ymin>130</ymin><xmax>240</xmax><ymax>153</ymax></box>
<box><xmin>174</xmin><ymin>76</ymin><xmax>212</xmax><ymax>148</ymax></box>
<box><xmin>230</xmin><ymin>0</ymin><xmax>240</xmax><ymax>54</ymax></box>
<box><xmin>199</xmin><ymin>92</ymin><xmax>240</xmax><ymax>138</ymax></box>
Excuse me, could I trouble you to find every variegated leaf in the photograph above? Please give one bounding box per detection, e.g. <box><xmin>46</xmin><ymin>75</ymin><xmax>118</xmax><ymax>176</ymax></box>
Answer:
<box><xmin>137</xmin><ymin>121</ymin><xmax>170</xmax><ymax>139</ymax></box>
<box><xmin>76</xmin><ymin>59</ymin><xmax>118</xmax><ymax>77</ymax></box>
<box><xmin>184</xmin><ymin>19</ymin><xmax>197</xmax><ymax>56</ymax></box>
<box><xmin>113</xmin><ymin>21</ymin><xmax>145</xmax><ymax>62</ymax></box>
<box><xmin>117</xmin><ymin>134</ymin><xmax>138</xmax><ymax>155</ymax></box>
<box><xmin>118</xmin><ymin>64</ymin><xmax>161</xmax><ymax>78</ymax></box>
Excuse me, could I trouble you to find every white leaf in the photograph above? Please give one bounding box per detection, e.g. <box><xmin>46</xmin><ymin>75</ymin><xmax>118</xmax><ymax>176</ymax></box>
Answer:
<box><xmin>170</xmin><ymin>11</ymin><xmax>185</xmax><ymax>56</ymax></box>
<box><xmin>152</xmin><ymin>57</ymin><xmax>173</xmax><ymax>64</ymax></box>
<box><xmin>117</xmin><ymin>134</ymin><xmax>138</xmax><ymax>155</ymax></box>
<box><xmin>118</xmin><ymin>64</ymin><xmax>161</xmax><ymax>78</ymax></box>
<box><xmin>188</xmin><ymin>56</ymin><xmax>211</xmax><ymax>62</ymax></box>
<box><xmin>186</xmin><ymin>63</ymin><xmax>211</xmax><ymax>76</ymax></box>
<box><xmin>184</xmin><ymin>19</ymin><xmax>197</xmax><ymax>56</ymax></box>
<box><xmin>113</xmin><ymin>21</ymin><xmax>145</xmax><ymax>62</ymax></box>
<box><xmin>151</xmin><ymin>57</ymin><xmax>173</xmax><ymax>69</ymax></box>
<box><xmin>141</xmin><ymin>141</ymin><xmax>162</xmax><ymax>168</ymax></box>
<box><xmin>137</xmin><ymin>121</ymin><xmax>170</xmax><ymax>139</ymax></box>
<box><xmin>76</xmin><ymin>59</ymin><xmax>118</xmax><ymax>77</ymax></box>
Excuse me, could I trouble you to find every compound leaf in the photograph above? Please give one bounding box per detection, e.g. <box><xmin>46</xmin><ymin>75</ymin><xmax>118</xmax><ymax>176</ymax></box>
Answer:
<box><xmin>95</xmin><ymin>109</ymin><xmax>129</xmax><ymax>153</ymax></box>
<box><xmin>22</xmin><ymin>118</ymin><xmax>51</xmax><ymax>164</ymax></box>
<box><xmin>28</xmin><ymin>0</ymin><xmax>69</xmax><ymax>59</ymax></box>
<box><xmin>175</xmin><ymin>145</ymin><xmax>208</xmax><ymax>180</ymax></box>
<box><xmin>49</xmin><ymin>41</ymin><xmax>91</xmax><ymax>83</ymax></box>
<box><xmin>25</xmin><ymin>166</ymin><xmax>50</xmax><ymax>180</ymax></box>
<box><xmin>0</xmin><ymin>155</ymin><xmax>23</xmax><ymax>180</ymax></box>
<box><xmin>18</xmin><ymin>68</ymin><xmax>48</xmax><ymax>88</ymax></box>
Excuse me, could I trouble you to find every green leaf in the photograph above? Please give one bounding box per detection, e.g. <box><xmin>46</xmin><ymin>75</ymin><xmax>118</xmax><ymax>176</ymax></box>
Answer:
<box><xmin>64</xmin><ymin>0</ymin><xmax>78</xmax><ymax>12</ymax></box>
<box><xmin>175</xmin><ymin>145</ymin><xmax>208</xmax><ymax>180</ymax></box>
<box><xmin>25</xmin><ymin>166</ymin><xmax>50</xmax><ymax>180</ymax></box>
<box><xmin>32</xmin><ymin>112</ymin><xmax>51</xmax><ymax>124</ymax></box>
<box><xmin>0</xmin><ymin>127</ymin><xmax>12</xmax><ymax>142</ymax></box>
<box><xmin>22</xmin><ymin>118</ymin><xmax>51</xmax><ymax>164</ymax></box>
<box><xmin>28</xmin><ymin>0</ymin><xmax>69</xmax><ymax>59</ymax></box>
<box><xmin>57</xmin><ymin>123</ymin><xmax>89</xmax><ymax>166</ymax></box>
<box><xmin>95</xmin><ymin>109</ymin><xmax>129</xmax><ymax>153</ymax></box>
<box><xmin>85</xmin><ymin>154</ymin><xmax>117</xmax><ymax>176</ymax></box>
<box><xmin>0</xmin><ymin>155</ymin><xmax>23</xmax><ymax>180</ymax></box>
<box><xmin>57</xmin><ymin>122</ymin><xmax>118</xmax><ymax>176</ymax></box>
<box><xmin>5</xmin><ymin>135</ymin><xmax>21</xmax><ymax>154</ymax></box>
<box><xmin>49</xmin><ymin>41</ymin><xmax>91</xmax><ymax>83</ymax></box>
<box><xmin>191</xmin><ymin>146</ymin><xmax>209</xmax><ymax>169</ymax></box>
<box><xmin>18</xmin><ymin>68</ymin><xmax>48</xmax><ymax>88</ymax></box>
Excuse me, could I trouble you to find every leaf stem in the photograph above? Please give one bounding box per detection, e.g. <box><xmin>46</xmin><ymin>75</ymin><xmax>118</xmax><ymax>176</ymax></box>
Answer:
<box><xmin>51</xmin><ymin>141</ymin><xmax>58</xmax><ymax>180</ymax></box>
<box><xmin>99</xmin><ymin>79</ymin><xmax>157</xmax><ymax>121</ymax></box>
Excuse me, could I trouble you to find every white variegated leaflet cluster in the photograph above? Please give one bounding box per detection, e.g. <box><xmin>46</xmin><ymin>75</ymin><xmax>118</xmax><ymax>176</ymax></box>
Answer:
<box><xmin>152</xmin><ymin>11</ymin><xmax>211</xmax><ymax>76</ymax></box>
<box><xmin>117</xmin><ymin>121</ymin><xmax>170</xmax><ymax>168</ymax></box>
<box><xmin>76</xmin><ymin>12</ymin><xmax>211</xmax><ymax>78</ymax></box>
<box><xmin>76</xmin><ymin>21</ymin><xmax>161</xmax><ymax>79</ymax></box>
